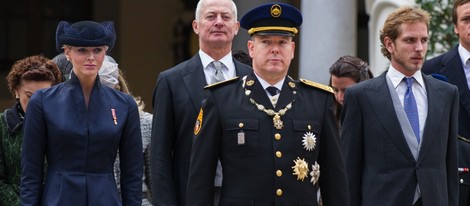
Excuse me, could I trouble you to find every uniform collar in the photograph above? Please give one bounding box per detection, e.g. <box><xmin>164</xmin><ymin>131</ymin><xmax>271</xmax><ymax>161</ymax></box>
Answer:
<box><xmin>254</xmin><ymin>72</ymin><xmax>285</xmax><ymax>91</ymax></box>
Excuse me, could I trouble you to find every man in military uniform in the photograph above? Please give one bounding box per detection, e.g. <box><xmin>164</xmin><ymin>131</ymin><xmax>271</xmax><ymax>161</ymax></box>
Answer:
<box><xmin>186</xmin><ymin>3</ymin><xmax>349</xmax><ymax>205</ymax></box>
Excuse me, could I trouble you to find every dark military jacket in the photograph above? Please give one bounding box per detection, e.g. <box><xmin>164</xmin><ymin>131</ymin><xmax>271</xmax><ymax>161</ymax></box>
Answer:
<box><xmin>186</xmin><ymin>72</ymin><xmax>349</xmax><ymax>206</ymax></box>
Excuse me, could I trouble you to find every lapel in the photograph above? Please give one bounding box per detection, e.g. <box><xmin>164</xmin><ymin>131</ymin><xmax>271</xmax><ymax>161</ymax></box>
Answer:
<box><xmin>244</xmin><ymin>72</ymin><xmax>274</xmax><ymax>109</ymax></box>
<box><xmin>234</xmin><ymin>59</ymin><xmax>252</xmax><ymax>76</ymax></box>
<box><xmin>417</xmin><ymin>75</ymin><xmax>444</xmax><ymax>162</ymax></box>
<box><xmin>440</xmin><ymin>47</ymin><xmax>470</xmax><ymax>116</ymax></box>
<box><xmin>275</xmin><ymin>76</ymin><xmax>296</xmax><ymax>110</ymax></box>
<box><xmin>181</xmin><ymin>54</ymin><xmax>207</xmax><ymax>112</ymax></box>
<box><xmin>367</xmin><ymin>73</ymin><xmax>416</xmax><ymax>162</ymax></box>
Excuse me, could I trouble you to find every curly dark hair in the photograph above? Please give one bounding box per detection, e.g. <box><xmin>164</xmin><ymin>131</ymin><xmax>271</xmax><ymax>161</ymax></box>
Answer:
<box><xmin>6</xmin><ymin>55</ymin><xmax>62</xmax><ymax>97</ymax></box>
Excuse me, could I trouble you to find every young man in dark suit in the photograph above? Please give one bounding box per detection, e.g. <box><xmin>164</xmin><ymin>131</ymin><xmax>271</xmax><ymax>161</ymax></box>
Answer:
<box><xmin>341</xmin><ymin>6</ymin><xmax>459</xmax><ymax>206</ymax></box>
<box><xmin>149</xmin><ymin>0</ymin><xmax>251</xmax><ymax>205</ymax></box>
<box><xmin>186</xmin><ymin>3</ymin><xmax>349</xmax><ymax>205</ymax></box>
<box><xmin>421</xmin><ymin>1</ymin><xmax>470</xmax><ymax>204</ymax></box>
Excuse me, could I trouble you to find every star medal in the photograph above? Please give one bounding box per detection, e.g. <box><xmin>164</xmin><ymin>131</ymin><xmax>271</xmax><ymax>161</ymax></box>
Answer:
<box><xmin>292</xmin><ymin>157</ymin><xmax>309</xmax><ymax>181</ymax></box>
<box><xmin>302</xmin><ymin>132</ymin><xmax>316</xmax><ymax>151</ymax></box>
<box><xmin>310</xmin><ymin>161</ymin><xmax>320</xmax><ymax>186</ymax></box>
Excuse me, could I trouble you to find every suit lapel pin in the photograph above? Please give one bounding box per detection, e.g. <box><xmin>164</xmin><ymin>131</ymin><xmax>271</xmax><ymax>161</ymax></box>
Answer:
<box><xmin>111</xmin><ymin>108</ymin><xmax>118</xmax><ymax>125</ymax></box>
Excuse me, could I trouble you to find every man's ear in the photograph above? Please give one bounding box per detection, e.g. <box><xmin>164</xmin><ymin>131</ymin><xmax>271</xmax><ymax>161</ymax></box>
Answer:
<box><xmin>192</xmin><ymin>20</ymin><xmax>199</xmax><ymax>35</ymax></box>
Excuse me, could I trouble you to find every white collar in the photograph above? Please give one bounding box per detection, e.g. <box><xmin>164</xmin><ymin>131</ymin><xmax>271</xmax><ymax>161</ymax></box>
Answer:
<box><xmin>386</xmin><ymin>65</ymin><xmax>425</xmax><ymax>90</ymax></box>
<box><xmin>458</xmin><ymin>44</ymin><xmax>470</xmax><ymax>67</ymax></box>
<box><xmin>199</xmin><ymin>50</ymin><xmax>234</xmax><ymax>71</ymax></box>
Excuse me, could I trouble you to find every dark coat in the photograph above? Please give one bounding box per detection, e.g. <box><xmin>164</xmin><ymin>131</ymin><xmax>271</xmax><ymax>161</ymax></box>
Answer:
<box><xmin>0</xmin><ymin>103</ymin><xmax>23</xmax><ymax>205</ymax></box>
<box><xmin>21</xmin><ymin>73</ymin><xmax>143</xmax><ymax>206</ymax></box>
<box><xmin>186</xmin><ymin>73</ymin><xmax>349</xmax><ymax>206</ymax></box>
<box><xmin>341</xmin><ymin>72</ymin><xmax>459</xmax><ymax>206</ymax></box>
<box><xmin>150</xmin><ymin>54</ymin><xmax>251</xmax><ymax>206</ymax></box>
<box><xmin>422</xmin><ymin>45</ymin><xmax>470</xmax><ymax>139</ymax></box>
<box><xmin>458</xmin><ymin>136</ymin><xmax>470</xmax><ymax>206</ymax></box>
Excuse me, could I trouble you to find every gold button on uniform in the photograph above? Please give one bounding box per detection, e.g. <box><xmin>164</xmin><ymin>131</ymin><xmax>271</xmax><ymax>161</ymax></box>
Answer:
<box><xmin>274</xmin><ymin>133</ymin><xmax>281</xmax><ymax>140</ymax></box>
<box><xmin>276</xmin><ymin>170</ymin><xmax>282</xmax><ymax>177</ymax></box>
<box><xmin>276</xmin><ymin>189</ymin><xmax>283</xmax><ymax>196</ymax></box>
<box><xmin>239</xmin><ymin>123</ymin><xmax>244</xmax><ymax>128</ymax></box>
<box><xmin>275</xmin><ymin>151</ymin><xmax>282</xmax><ymax>158</ymax></box>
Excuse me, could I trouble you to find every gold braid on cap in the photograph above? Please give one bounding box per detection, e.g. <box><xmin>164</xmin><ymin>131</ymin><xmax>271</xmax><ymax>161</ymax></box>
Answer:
<box><xmin>248</xmin><ymin>26</ymin><xmax>298</xmax><ymax>35</ymax></box>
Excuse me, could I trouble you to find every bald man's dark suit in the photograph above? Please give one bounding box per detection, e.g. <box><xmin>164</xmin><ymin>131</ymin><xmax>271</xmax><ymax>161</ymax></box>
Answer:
<box><xmin>341</xmin><ymin>72</ymin><xmax>459</xmax><ymax>206</ymax></box>
<box><xmin>150</xmin><ymin>54</ymin><xmax>251</xmax><ymax>206</ymax></box>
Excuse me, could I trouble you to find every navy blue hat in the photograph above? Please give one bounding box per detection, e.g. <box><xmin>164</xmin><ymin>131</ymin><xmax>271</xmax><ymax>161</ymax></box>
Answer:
<box><xmin>240</xmin><ymin>3</ymin><xmax>302</xmax><ymax>36</ymax></box>
<box><xmin>55</xmin><ymin>21</ymin><xmax>116</xmax><ymax>52</ymax></box>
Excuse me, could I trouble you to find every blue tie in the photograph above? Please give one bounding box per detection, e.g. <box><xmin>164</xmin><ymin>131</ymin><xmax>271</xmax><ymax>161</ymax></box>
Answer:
<box><xmin>266</xmin><ymin>86</ymin><xmax>280</xmax><ymax>96</ymax></box>
<box><xmin>404</xmin><ymin>77</ymin><xmax>420</xmax><ymax>143</ymax></box>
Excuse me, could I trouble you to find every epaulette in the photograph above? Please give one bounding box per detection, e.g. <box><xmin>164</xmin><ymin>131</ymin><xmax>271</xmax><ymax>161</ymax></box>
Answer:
<box><xmin>204</xmin><ymin>76</ymin><xmax>239</xmax><ymax>89</ymax></box>
<box><xmin>299</xmin><ymin>79</ymin><xmax>334</xmax><ymax>93</ymax></box>
<box><xmin>459</xmin><ymin>136</ymin><xmax>470</xmax><ymax>144</ymax></box>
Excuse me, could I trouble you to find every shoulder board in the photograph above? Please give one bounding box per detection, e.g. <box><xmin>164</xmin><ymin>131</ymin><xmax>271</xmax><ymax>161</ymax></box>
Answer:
<box><xmin>299</xmin><ymin>79</ymin><xmax>334</xmax><ymax>93</ymax></box>
<box><xmin>459</xmin><ymin>136</ymin><xmax>470</xmax><ymax>144</ymax></box>
<box><xmin>204</xmin><ymin>77</ymin><xmax>239</xmax><ymax>89</ymax></box>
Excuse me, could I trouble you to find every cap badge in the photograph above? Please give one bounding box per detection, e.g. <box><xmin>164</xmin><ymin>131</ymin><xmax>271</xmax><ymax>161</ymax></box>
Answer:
<box><xmin>271</xmin><ymin>4</ymin><xmax>282</xmax><ymax>18</ymax></box>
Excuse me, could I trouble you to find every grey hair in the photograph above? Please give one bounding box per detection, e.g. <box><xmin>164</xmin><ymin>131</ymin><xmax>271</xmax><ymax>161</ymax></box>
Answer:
<box><xmin>195</xmin><ymin>0</ymin><xmax>238</xmax><ymax>22</ymax></box>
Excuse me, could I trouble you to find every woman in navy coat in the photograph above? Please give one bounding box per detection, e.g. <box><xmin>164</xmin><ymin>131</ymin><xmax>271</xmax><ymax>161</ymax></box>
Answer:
<box><xmin>20</xmin><ymin>21</ymin><xmax>143</xmax><ymax>206</ymax></box>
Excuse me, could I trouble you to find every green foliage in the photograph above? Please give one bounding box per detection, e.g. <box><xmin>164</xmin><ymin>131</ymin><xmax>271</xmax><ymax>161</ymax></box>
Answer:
<box><xmin>417</xmin><ymin>0</ymin><xmax>459</xmax><ymax>57</ymax></box>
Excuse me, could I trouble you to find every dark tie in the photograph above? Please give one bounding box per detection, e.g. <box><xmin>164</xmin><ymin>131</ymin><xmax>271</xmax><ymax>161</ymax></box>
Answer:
<box><xmin>266</xmin><ymin>86</ymin><xmax>280</xmax><ymax>96</ymax></box>
<box><xmin>404</xmin><ymin>77</ymin><xmax>420</xmax><ymax>143</ymax></box>
<box><xmin>210</xmin><ymin>61</ymin><xmax>225</xmax><ymax>84</ymax></box>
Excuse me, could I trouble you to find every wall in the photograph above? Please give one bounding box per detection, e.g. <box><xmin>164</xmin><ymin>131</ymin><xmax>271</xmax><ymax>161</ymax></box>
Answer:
<box><xmin>118</xmin><ymin>0</ymin><xmax>185</xmax><ymax>112</ymax></box>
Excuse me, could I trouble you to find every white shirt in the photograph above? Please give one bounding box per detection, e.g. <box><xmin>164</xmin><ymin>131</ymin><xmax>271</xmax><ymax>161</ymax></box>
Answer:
<box><xmin>386</xmin><ymin>66</ymin><xmax>428</xmax><ymax>142</ymax></box>
<box><xmin>199</xmin><ymin>50</ymin><xmax>236</xmax><ymax>84</ymax></box>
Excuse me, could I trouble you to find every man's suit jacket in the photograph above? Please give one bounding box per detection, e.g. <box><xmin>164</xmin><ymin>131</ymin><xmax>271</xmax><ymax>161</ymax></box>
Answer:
<box><xmin>186</xmin><ymin>73</ymin><xmax>349</xmax><ymax>206</ymax></box>
<box><xmin>150</xmin><ymin>54</ymin><xmax>251</xmax><ymax>206</ymax></box>
<box><xmin>341</xmin><ymin>72</ymin><xmax>459</xmax><ymax>206</ymax></box>
<box><xmin>458</xmin><ymin>136</ymin><xmax>470</xmax><ymax>206</ymax></box>
<box><xmin>422</xmin><ymin>45</ymin><xmax>470</xmax><ymax>139</ymax></box>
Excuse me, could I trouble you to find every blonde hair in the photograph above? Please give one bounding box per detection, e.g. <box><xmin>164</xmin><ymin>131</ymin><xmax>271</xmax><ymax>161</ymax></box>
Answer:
<box><xmin>379</xmin><ymin>7</ymin><xmax>431</xmax><ymax>60</ymax></box>
<box><xmin>115</xmin><ymin>70</ymin><xmax>146</xmax><ymax>112</ymax></box>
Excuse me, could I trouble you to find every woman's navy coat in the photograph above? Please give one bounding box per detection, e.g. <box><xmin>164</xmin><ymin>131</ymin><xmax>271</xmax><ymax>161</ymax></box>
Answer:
<box><xmin>20</xmin><ymin>73</ymin><xmax>143</xmax><ymax>206</ymax></box>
